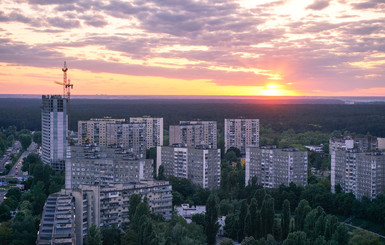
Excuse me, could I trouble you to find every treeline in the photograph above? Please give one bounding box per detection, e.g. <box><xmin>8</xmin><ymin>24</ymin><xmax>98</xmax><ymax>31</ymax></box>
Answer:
<box><xmin>0</xmin><ymin>154</ymin><xmax>64</xmax><ymax>244</ymax></box>
<box><xmin>1</xmin><ymin>99</ymin><xmax>385</xmax><ymax>136</ymax></box>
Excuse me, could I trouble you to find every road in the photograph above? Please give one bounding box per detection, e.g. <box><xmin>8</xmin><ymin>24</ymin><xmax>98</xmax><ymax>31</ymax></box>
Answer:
<box><xmin>6</xmin><ymin>142</ymin><xmax>38</xmax><ymax>178</ymax></box>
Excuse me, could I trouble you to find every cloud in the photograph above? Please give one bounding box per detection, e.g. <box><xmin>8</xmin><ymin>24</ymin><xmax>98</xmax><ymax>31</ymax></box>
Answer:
<box><xmin>306</xmin><ymin>0</ymin><xmax>330</xmax><ymax>10</ymax></box>
<box><xmin>47</xmin><ymin>17</ymin><xmax>81</xmax><ymax>28</ymax></box>
<box><xmin>352</xmin><ymin>0</ymin><xmax>385</xmax><ymax>9</ymax></box>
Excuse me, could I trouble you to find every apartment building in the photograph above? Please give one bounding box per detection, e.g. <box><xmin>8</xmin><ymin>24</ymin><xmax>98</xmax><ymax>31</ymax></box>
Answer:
<box><xmin>99</xmin><ymin>180</ymin><xmax>173</xmax><ymax>227</ymax></box>
<box><xmin>67</xmin><ymin>145</ymin><xmax>153</xmax><ymax>189</ymax></box>
<box><xmin>78</xmin><ymin>118</ymin><xmax>125</xmax><ymax>145</ymax></box>
<box><xmin>129</xmin><ymin>116</ymin><xmax>164</xmax><ymax>149</ymax></box>
<box><xmin>37</xmin><ymin>191</ymin><xmax>76</xmax><ymax>245</ymax></box>
<box><xmin>332</xmin><ymin>150</ymin><xmax>385</xmax><ymax>199</ymax></box>
<box><xmin>41</xmin><ymin>95</ymin><xmax>68</xmax><ymax>170</ymax></box>
<box><xmin>224</xmin><ymin>118</ymin><xmax>259</xmax><ymax>155</ymax></box>
<box><xmin>157</xmin><ymin>145</ymin><xmax>221</xmax><ymax>189</ymax></box>
<box><xmin>106</xmin><ymin>122</ymin><xmax>147</xmax><ymax>157</ymax></box>
<box><xmin>245</xmin><ymin>146</ymin><xmax>308</xmax><ymax>188</ymax></box>
<box><xmin>169</xmin><ymin>120</ymin><xmax>217</xmax><ymax>149</ymax></box>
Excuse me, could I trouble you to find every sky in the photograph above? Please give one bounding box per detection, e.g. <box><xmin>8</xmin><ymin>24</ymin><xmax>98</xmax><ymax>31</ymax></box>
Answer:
<box><xmin>0</xmin><ymin>0</ymin><xmax>384</xmax><ymax>96</ymax></box>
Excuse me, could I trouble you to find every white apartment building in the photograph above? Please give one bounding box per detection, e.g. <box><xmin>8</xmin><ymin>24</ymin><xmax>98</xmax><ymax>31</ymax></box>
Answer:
<box><xmin>224</xmin><ymin>118</ymin><xmax>259</xmax><ymax>155</ymax></box>
<box><xmin>129</xmin><ymin>116</ymin><xmax>164</xmax><ymax>149</ymax></box>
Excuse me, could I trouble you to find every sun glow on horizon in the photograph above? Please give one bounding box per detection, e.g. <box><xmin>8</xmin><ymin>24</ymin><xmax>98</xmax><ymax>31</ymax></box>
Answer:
<box><xmin>256</xmin><ymin>83</ymin><xmax>298</xmax><ymax>96</ymax></box>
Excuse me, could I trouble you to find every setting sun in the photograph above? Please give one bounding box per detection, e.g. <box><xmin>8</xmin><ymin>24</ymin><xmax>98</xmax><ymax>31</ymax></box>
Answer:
<box><xmin>257</xmin><ymin>84</ymin><xmax>297</xmax><ymax>96</ymax></box>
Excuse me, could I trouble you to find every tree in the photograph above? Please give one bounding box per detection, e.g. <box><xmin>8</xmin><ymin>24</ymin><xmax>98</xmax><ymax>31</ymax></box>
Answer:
<box><xmin>226</xmin><ymin>147</ymin><xmax>241</xmax><ymax>157</ymax></box>
<box><xmin>220</xmin><ymin>238</ymin><xmax>234</xmax><ymax>245</ymax></box>
<box><xmin>192</xmin><ymin>213</ymin><xmax>205</xmax><ymax>228</ymax></box>
<box><xmin>249</xmin><ymin>198</ymin><xmax>259</xmax><ymax>238</ymax></box>
<box><xmin>86</xmin><ymin>225</ymin><xmax>102</xmax><ymax>245</ymax></box>
<box><xmin>32</xmin><ymin>131</ymin><xmax>42</xmax><ymax>145</ymax></box>
<box><xmin>244</xmin><ymin>211</ymin><xmax>252</xmax><ymax>238</ymax></box>
<box><xmin>294</xmin><ymin>200</ymin><xmax>311</xmax><ymax>231</ymax></box>
<box><xmin>261</xmin><ymin>195</ymin><xmax>275</xmax><ymax>237</ymax></box>
<box><xmin>349</xmin><ymin>229</ymin><xmax>381</xmax><ymax>245</ymax></box>
<box><xmin>0</xmin><ymin>221</ymin><xmax>12</xmax><ymax>245</ymax></box>
<box><xmin>129</xmin><ymin>194</ymin><xmax>141</xmax><ymax>222</ymax></box>
<box><xmin>283</xmin><ymin>231</ymin><xmax>309</xmax><ymax>245</ymax></box>
<box><xmin>331</xmin><ymin>224</ymin><xmax>348</xmax><ymax>245</ymax></box>
<box><xmin>101</xmin><ymin>225</ymin><xmax>121</xmax><ymax>245</ymax></box>
<box><xmin>238</xmin><ymin>199</ymin><xmax>248</xmax><ymax>241</ymax></box>
<box><xmin>241</xmin><ymin>236</ymin><xmax>258</xmax><ymax>245</ymax></box>
<box><xmin>131</xmin><ymin>202</ymin><xmax>150</xmax><ymax>232</ymax></box>
<box><xmin>158</xmin><ymin>165</ymin><xmax>165</xmax><ymax>180</ymax></box>
<box><xmin>205</xmin><ymin>193</ymin><xmax>219</xmax><ymax>245</ymax></box>
<box><xmin>19</xmin><ymin>134</ymin><xmax>31</xmax><ymax>150</ymax></box>
<box><xmin>281</xmin><ymin>199</ymin><xmax>291</xmax><ymax>240</ymax></box>
<box><xmin>121</xmin><ymin>228</ymin><xmax>137</xmax><ymax>245</ymax></box>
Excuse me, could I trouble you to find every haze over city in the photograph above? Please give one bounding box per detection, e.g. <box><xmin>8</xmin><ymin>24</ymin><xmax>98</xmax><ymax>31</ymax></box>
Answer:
<box><xmin>0</xmin><ymin>0</ymin><xmax>384</xmax><ymax>96</ymax></box>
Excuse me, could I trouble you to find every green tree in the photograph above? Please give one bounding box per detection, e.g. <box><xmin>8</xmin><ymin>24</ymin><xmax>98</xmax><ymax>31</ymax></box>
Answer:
<box><xmin>205</xmin><ymin>193</ymin><xmax>219</xmax><ymax>245</ymax></box>
<box><xmin>294</xmin><ymin>200</ymin><xmax>311</xmax><ymax>231</ymax></box>
<box><xmin>249</xmin><ymin>198</ymin><xmax>259</xmax><ymax>238</ymax></box>
<box><xmin>238</xmin><ymin>199</ymin><xmax>248</xmax><ymax>241</ymax></box>
<box><xmin>220</xmin><ymin>238</ymin><xmax>234</xmax><ymax>245</ymax></box>
<box><xmin>0</xmin><ymin>221</ymin><xmax>12</xmax><ymax>245</ymax></box>
<box><xmin>128</xmin><ymin>194</ymin><xmax>141</xmax><ymax>221</ymax></box>
<box><xmin>241</xmin><ymin>236</ymin><xmax>258</xmax><ymax>245</ymax></box>
<box><xmin>101</xmin><ymin>225</ymin><xmax>121</xmax><ymax>245</ymax></box>
<box><xmin>244</xmin><ymin>211</ymin><xmax>252</xmax><ymax>238</ymax></box>
<box><xmin>331</xmin><ymin>224</ymin><xmax>348</xmax><ymax>245</ymax></box>
<box><xmin>121</xmin><ymin>228</ymin><xmax>137</xmax><ymax>245</ymax></box>
<box><xmin>283</xmin><ymin>231</ymin><xmax>309</xmax><ymax>245</ymax></box>
<box><xmin>32</xmin><ymin>131</ymin><xmax>42</xmax><ymax>145</ymax></box>
<box><xmin>192</xmin><ymin>213</ymin><xmax>205</xmax><ymax>228</ymax></box>
<box><xmin>86</xmin><ymin>224</ymin><xmax>102</xmax><ymax>245</ymax></box>
<box><xmin>19</xmin><ymin>134</ymin><xmax>31</xmax><ymax>150</ymax></box>
<box><xmin>131</xmin><ymin>202</ymin><xmax>150</xmax><ymax>231</ymax></box>
<box><xmin>348</xmin><ymin>229</ymin><xmax>381</xmax><ymax>245</ymax></box>
<box><xmin>281</xmin><ymin>199</ymin><xmax>291</xmax><ymax>240</ymax></box>
<box><xmin>261</xmin><ymin>195</ymin><xmax>275</xmax><ymax>237</ymax></box>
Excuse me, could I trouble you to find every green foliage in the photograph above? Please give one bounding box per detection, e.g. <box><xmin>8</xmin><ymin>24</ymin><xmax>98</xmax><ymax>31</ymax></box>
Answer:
<box><xmin>18</xmin><ymin>134</ymin><xmax>31</xmax><ymax>150</ymax></box>
<box><xmin>101</xmin><ymin>225</ymin><xmax>121</xmax><ymax>245</ymax></box>
<box><xmin>11</xmin><ymin>213</ymin><xmax>38</xmax><ymax>245</ymax></box>
<box><xmin>191</xmin><ymin>213</ymin><xmax>205</xmax><ymax>228</ymax></box>
<box><xmin>220</xmin><ymin>238</ymin><xmax>234</xmax><ymax>245</ymax></box>
<box><xmin>261</xmin><ymin>195</ymin><xmax>275</xmax><ymax>237</ymax></box>
<box><xmin>294</xmin><ymin>200</ymin><xmax>311</xmax><ymax>231</ymax></box>
<box><xmin>128</xmin><ymin>194</ymin><xmax>141</xmax><ymax>221</ymax></box>
<box><xmin>32</xmin><ymin>131</ymin><xmax>41</xmax><ymax>145</ymax></box>
<box><xmin>86</xmin><ymin>224</ymin><xmax>102</xmax><ymax>245</ymax></box>
<box><xmin>283</xmin><ymin>231</ymin><xmax>309</xmax><ymax>245</ymax></box>
<box><xmin>205</xmin><ymin>193</ymin><xmax>219</xmax><ymax>245</ymax></box>
<box><xmin>348</xmin><ymin>229</ymin><xmax>381</xmax><ymax>245</ymax></box>
<box><xmin>281</xmin><ymin>199</ymin><xmax>291</xmax><ymax>240</ymax></box>
<box><xmin>0</xmin><ymin>221</ymin><xmax>12</xmax><ymax>245</ymax></box>
<box><xmin>131</xmin><ymin>202</ymin><xmax>151</xmax><ymax>232</ymax></box>
<box><xmin>241</xmin><ymin>236</ymin><xmax>257</xmax><ymax>245</ymax></box>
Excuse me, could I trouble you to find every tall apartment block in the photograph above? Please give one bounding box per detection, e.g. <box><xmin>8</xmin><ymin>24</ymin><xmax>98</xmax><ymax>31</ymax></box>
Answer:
<box><xmin>129</xmin><ymin>116</ymin><xmax>164</xmax><ymax>149</ymax></box>
<box><xmin>245</xmin><ymin>146</ymin><xmax>308</xmax><ymax>188</ymax></box>
<box><xmin>169</xmin><ymin>121</ymin><xmax>217</xmax><ymax>149</ymax></box>
<box><xmin>42</xmin><ymin>95</ymin><xmax>68</xmax><ymax>170</ymax></box>
<box><xmin>224</xmin><ymin>119</ymin><xmax>259</xmax><ymax>155</ymax></box>
<box><xmin>37</xmin><ymin>191</ymin><xmax>76</xmax><ymax>245</ymax></box>
<box><xmin>332</xmin><ymin>151</ymin><xmax>385</xmax><ymax>199</ymax></box>
<box><xmin>329</xmin><ymin>135</ymin><xmax>377</xmax><ymax>153</ymax></box>
<box><xmin>78</xmin><ymin>118</ymin><xmax>125</xmax><ymax>145</ymax></box>
<box><xmin>99</xmin><ymin>180</ymin><xmax>173</xmax><ymax>227</ymax></box>
<box><xmin>157</xmin><ymin>145</ymin><xmax>221</xmax><ymax>189</ymax></box>
<box><xmin>106</xmin><ymin>122</ymin><xmax>147</xmax><ymax>157</ymax></box>
<box><xmin>67</xmin><ymin>145</ymin><xmax>153</xmax><ymax>189</ymax></box>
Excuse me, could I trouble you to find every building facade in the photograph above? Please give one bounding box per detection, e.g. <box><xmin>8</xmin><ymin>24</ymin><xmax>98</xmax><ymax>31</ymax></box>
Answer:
<box><xmin>129</xmin><ymin>116</ymin><xmax>164</xmax><ymax>149</ymax></box>
<box><xmin>37</xmin><ymin>191</ymin><xmax>76</xmax><ymax>245</ymax></box>
<box><xmin>42</xmin><ymin>95</ymin><xmax>68</xmax><ymax>170</ymax></box>
<box><xmin>245</xmin><ymin>147</ymin><xmax>308</xmax><ymax>188</ymax></box>
<box><xmin>77</xmin><ymin>118</ymin><xmax>125</xmax><ymax>145</ymax></box>
<box><xmin>224</xmin><ymin>119</ymin><xmax>259</xmax><ymax>155</ymax></box>
<box><xmin>332</xmin><ymin>150</ymin><xmax>385</xmax><ymax>199</ymax></box>
<box><xmin>157</xmin><ymin>146</ymin><xmax>221</xmax><ymax>189</ymax></box>
<box><xmin>67</xmin><ymin>145</ymin><xmax>153</xmax><ymax>189</ymax></box>
<box><xmin>169</xmin><ymin>121</ymin><xmax>217</xmax><ymax>149</ymax></box>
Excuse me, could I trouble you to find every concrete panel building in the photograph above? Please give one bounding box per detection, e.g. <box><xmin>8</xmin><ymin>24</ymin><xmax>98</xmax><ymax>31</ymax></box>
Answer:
<box><xmin>245</xmin><ymin>146</ymin><xmax>308</xmax><ymax>188</ymax></box>
<box><xmin>157</xmin><ymin>145</ymin><xmax>221</xmax><ymax>189</ymax></box>
<box><xmin>169</xmin><ymin>121</ymin><xmax>217</xmax><ymax>149</ymax></box>
<box><xmin>78</xmin><ymin>118</ymin><xmax>125</xmax><ymax>145</ymax></box>
<box><xmin>129</xmin><ymin>116</ymin><xmax>164</xmax><ymax>149</ymax></box>
<box><xmin>37</xmin><ymin>191</ymin><xmax>76</xmax><ymax>245</ymax></box>
<box><xmin>332</xmin><ymin>150</ymin><xmax>385</xmax><ymax>199</ymax></box>
<box><xmin>67</xmin><ymin>145</ymin><xmax>153</xmax><ymax>189</ymax></box>
<box><xmin>224</xmin><ymin>119</ymin><xmax>259</xmax><ymax>155</ymax></box>
<box><xmin>42</xmin><ymin>95</ymin><xmax>68</xmax><ymax>170</ymax></box>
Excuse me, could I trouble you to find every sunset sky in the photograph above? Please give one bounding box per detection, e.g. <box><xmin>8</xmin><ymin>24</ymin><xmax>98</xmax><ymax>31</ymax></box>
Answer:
<box><xmin>0</xmin><ymin>0</ymin><xmax>384</xmax><ymax>96</ymax></box>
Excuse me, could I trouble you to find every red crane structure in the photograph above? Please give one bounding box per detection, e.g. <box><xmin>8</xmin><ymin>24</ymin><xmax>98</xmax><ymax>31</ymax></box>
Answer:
<box><xmin>54</xmin><ymin>62</ymin><xmax>74</xmax><ymax>141</ymax></box>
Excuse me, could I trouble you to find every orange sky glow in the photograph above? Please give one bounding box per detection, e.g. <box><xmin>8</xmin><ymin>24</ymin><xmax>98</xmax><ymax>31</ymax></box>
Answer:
<box><xmin>0</xmin><ymin>0</ymin><xmax>384</xmax><ymax>96</ymax></box>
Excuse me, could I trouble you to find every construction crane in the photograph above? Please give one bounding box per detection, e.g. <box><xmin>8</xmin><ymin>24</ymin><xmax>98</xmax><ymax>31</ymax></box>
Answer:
<box><xmin>54</xmin><ymin>61</ymin><xmax>74</xmax><ymax>143</ymax></box>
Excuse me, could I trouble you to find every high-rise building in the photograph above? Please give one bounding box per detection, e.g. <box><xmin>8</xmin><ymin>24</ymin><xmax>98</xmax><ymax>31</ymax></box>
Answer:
<box><xmin>157</xmin><ymin>145</ymin><xmax>221</xmax><ymax>189</ymax></box>
<box><xmin>245</xmin><ymin>146</ymin><xmax>308</xmax><ymax>188</ymax></box>
<box><xmin>169</xmin><ymin>121</ymin><xmax>217</xmax><ymax>149</ymax></box>
<box><xmin>78</xmin><ymin>118</ymin><xmax>125</xmax><ymax>145</ymax></box>
<box><xmin>224</xmin><ymin>119</ymin><xmax>259</xmax><ymax>155</ymax></box>
<box><xmin>129</xmin><ymin>116</ymin><xmax>164</xmax><ymax>149</ymax></box>
<box><xmin>37</xmin><ymin>191</ymin><xmax>76</xmax><ymax>245</ymax></box>
<box><xmin>41</xmin><ymin>95</ymin><xmax>68</xmax><ymax>170</ymax></box>
<box><xmin>332</xmin><ymin>150</ymin><xmax>385</xmax><ymax>199</ymax></box>
<box><xmin>67</xmin><ymin>145</ymin><xmax>153</xmax><ymax>189</ymax></box>
<box><xmin>106</xmin><ymin>123</ymin><xmax>147</xmax><ymax>157</ymax></box>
